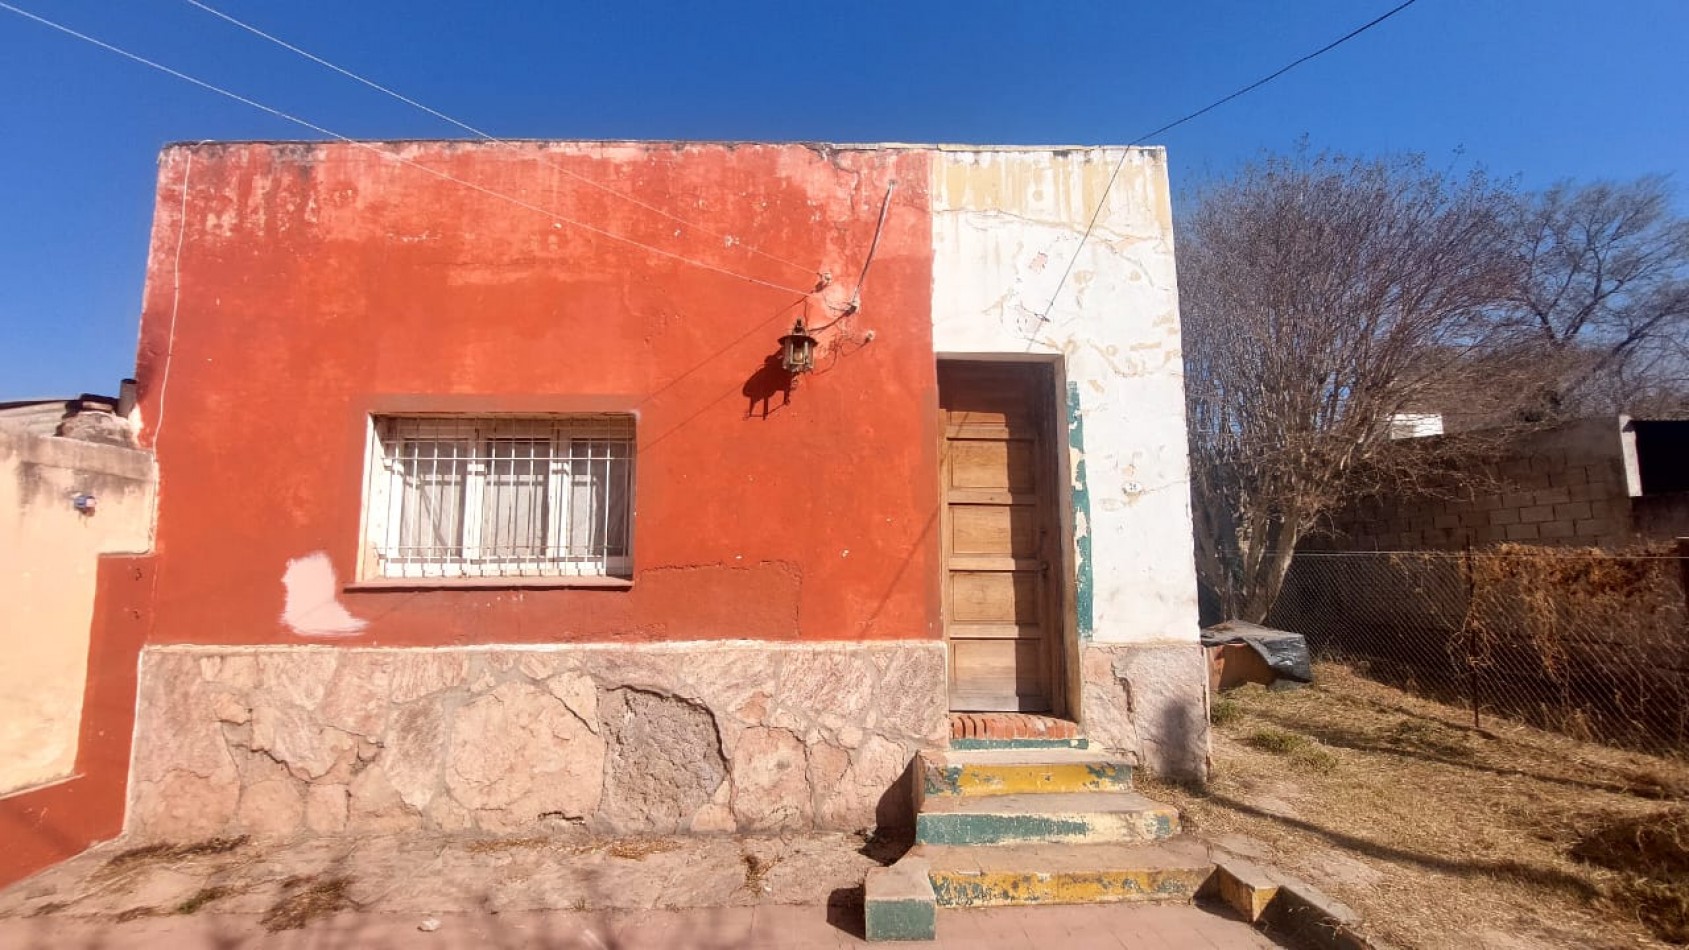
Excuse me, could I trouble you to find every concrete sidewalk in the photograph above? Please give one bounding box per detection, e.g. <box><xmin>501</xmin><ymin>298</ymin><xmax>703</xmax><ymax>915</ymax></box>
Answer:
<box><xmin>0</xmin><ymin>903</ymin><xmax>1287</xmax><ymax>948</ymax></box>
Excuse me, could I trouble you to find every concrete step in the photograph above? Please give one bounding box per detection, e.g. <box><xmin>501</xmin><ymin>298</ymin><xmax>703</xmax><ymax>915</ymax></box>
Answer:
<box><xmin>920</xmin><ymin>837</ymin><xmax>1215</xmax><ymax>908</ymax></box>
<box><xmin>917</xmin><ymin>748</ymin><xmax>1134</xmax><ymax>803</ymax></box>
<box><xmin>915</xmin><ymin>791</ymin><xmax>1180</xmax><ymax>846</ymax></box>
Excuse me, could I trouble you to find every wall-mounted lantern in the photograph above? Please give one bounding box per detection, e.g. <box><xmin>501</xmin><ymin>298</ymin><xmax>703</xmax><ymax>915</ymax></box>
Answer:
<box><xmin>779</xmin><ymin>318</ymin><xmax>818</xmax><ymax>375</ymax></box>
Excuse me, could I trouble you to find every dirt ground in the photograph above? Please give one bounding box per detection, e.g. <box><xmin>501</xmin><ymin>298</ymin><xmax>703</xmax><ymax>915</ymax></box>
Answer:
<box><xmin>0</xmin><ymin>831</ymin><xmax>1285</xmax><ymax>948</ymax></box>
<box><xmin>1142</xmin><ymin>662</ymin><xmax>1689</xmax><ymax>950</ymax></box>
<box><xmin>0</xmin><ymin>830</ymin><xmax>898</xmax><ymax>931</ymax></box>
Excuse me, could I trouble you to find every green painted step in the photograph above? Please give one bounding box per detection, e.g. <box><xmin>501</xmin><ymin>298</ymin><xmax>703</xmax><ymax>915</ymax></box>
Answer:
<box><xmin>915</xmin><ymin>791</ymin><xmax>1180</xmax><ymax>846</ymax></box>
<box><xmin>920</xmin><ymin>838</ymin><xmax>1216</xmax><ymax>908</ymax></box>
<box><xmin>918</xmin><ymin>748</ymin><xmax>1135</xmax><ymax>803</ymax></box>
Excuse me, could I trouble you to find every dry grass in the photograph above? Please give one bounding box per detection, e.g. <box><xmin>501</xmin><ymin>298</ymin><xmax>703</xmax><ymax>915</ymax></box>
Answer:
<box><xmin>173</xmin><ymin>884</ymin><xmax>239</xmax><ymax>915</ymax></box>
<box><xmin>460</xmin><ymin>835</ymin><xmax>680</xmax><ymax>860</ymax></box>
<box><xmin>261</xmin><ymin>875</ymin><xmax>355</xmax><ymax>932</ymax></box>
<box><xmin>96</xmin><ymin>836</ymin><xmax>249</xmax><ymax>879</ymax></box>
<box><xmin>741</xmin><ymin>853</ymin><xmax>774</xmax><ymax>895</ymax></box>
<box><xmin>1142</xmin><ymin>662</ymin><xmax>1689</xmax><ymax>949</ymax></box>
<box><xmin>603</xmin><ymin>838</ymin><xmax>682</xmax><ymax>860</ymax></box>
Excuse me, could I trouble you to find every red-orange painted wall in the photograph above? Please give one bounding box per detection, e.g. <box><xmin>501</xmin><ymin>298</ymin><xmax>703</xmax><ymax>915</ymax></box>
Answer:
<box><xmin>132</xmin><ymin>141</ymin><xmax>941</xmax><ymax>647</ymax></box>
<box><xmin>0</xmin><ymin>556</ymin><xmax>153</xmax><ymax>888</ymax></box>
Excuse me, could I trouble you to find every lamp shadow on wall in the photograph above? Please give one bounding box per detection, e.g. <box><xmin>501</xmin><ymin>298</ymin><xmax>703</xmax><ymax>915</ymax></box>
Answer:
<box><xmin>741</xmin><ymin>353</ymin><xmax>795</xmax><ymax>420</ymax></box>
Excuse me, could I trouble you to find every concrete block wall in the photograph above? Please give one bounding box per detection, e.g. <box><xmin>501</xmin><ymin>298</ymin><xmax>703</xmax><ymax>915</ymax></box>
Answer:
<box><xmin>1318</xmin><ymin>419</ymin><xmax>1643</xmax><ymax>552</ymax></box>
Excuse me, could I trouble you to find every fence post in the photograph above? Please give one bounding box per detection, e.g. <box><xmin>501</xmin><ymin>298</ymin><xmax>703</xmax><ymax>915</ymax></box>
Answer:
<box><xmin>1465</xmin><ymin>540</ymin><xmax>1480</xmax><ymax>733</ymax></box>
<box><xmin>1677</xmin><ymin>538</ymin><xmax>1689</xmax><ymax>614</ymax></box>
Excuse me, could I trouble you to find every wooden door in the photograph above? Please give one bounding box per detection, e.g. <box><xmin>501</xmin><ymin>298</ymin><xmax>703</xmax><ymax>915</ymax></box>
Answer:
<box><xmin>939</xmin><ymin>361</ymin><xmax>1062</xmax><ymax>712</ymax></box>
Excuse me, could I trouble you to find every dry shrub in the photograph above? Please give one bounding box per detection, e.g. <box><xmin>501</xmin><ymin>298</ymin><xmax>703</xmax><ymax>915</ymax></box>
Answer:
<box><xmin>1572</xmin><ymin>807</ymin><xmax>1689</xmax><ymax>944</ymax></box>
<box><xmin>1245</xmin><ymin>727</ymin><xmax>1307</xmax><ymax>755</ymax></box>
<box><xmin>1243</xmin><ymin>727</ymin><xmax>1339</xmax><ymax>774</ymax></box>
<box><xmin>1275</xmin><ymin>543</ymin><xmax>1689</xmax><ymax>751</ymax></box>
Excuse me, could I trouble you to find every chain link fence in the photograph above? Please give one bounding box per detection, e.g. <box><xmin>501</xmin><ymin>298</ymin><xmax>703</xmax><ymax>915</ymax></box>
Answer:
<box><xmin>1266</xmin><ymin>545</ymin><xmax>1689</xmax><ymax>754</ymax></box>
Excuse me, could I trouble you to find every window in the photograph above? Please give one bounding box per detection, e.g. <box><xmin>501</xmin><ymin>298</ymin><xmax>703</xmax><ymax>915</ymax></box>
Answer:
<box><xmin>362</xmin><ymin>416</ymin><xmax>633</xmax><ymax>580</ymax></box>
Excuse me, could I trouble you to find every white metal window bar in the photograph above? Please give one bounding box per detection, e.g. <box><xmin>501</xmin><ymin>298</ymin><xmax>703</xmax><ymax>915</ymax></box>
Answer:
<box><xmin>365</xmin><ymin>416</ymin><xmax>633</xmax><ymax>579</ymax></box>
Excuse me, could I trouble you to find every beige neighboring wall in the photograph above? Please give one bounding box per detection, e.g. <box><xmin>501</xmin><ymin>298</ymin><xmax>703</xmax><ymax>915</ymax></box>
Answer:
<box><xmin>0</xmin><ymin>429</ymin><xmax>154</xmax><ymax>793</ymax></box>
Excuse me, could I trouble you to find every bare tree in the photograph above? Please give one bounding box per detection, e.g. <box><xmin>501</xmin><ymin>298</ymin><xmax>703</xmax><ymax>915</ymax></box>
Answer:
<box><xmin>1180</xmin><ymin>150</ymin><xmax>1529</xmax><ymax>621</ymax></box>
<box><xmin>1509</xmin><ymin>177</ymin><xmax>1689</xmax><ymax>416</ymax></box>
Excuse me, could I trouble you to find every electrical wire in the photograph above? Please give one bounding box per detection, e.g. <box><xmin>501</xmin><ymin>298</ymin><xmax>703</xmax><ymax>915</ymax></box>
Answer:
<box><xmin>810</xmin><ymin>179</ymin><xmax>896</xmax><ymax>332</ymax></box>
<box><xmin>1038</xmin><ymin>0</ymin><xmax>1423</xmax><ymax>322</ymax></box>
<box><xmin>178</xmin><ymin>0</ymin><xmax>823</xmax><ymax>282</ymax></box>
<box><xmin>0</xmin><ymin>1</ymin><xmax>816</xmax><ymax>297</ymax></box>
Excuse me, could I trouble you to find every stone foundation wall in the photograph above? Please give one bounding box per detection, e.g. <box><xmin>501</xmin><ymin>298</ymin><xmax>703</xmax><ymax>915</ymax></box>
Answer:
<box><xmin>127</xmin><ymin>642</ymin><xmax>947</xmax><ymax>842</ymax></box>
<box><xmin>1079</xmin><ymin>642</ymin><xmax>1210</xmax><ymax>779</ymax></box>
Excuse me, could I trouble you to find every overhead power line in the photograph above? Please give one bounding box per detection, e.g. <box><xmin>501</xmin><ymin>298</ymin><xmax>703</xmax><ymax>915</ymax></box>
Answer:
<box><xmin>1038</xmin><ymin>0</ymin><xmax>1423</xmax><ymax>322</ymax></box>
<box><xmin>0</xmin><ymin>1</ymin><xmax>815</xmax><ymax>297</ymax></box>
<box><xmin>180</xmin><ymin>0</ymin><xmax>823</xmax><ymax>281</ymax></box>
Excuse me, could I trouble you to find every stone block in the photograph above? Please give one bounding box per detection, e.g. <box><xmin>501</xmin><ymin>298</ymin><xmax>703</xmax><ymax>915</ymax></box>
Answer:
<box><xmin>1574</xmin><ymin>518</ymin><xmax>1618</xmax><ymax>540</ymax></box>
<box><xmin>1086</xmin><ymin>643</ymin><xmax>1208</xmax><ymax>780</ymax></box>
<box><xmin>235</xmin><ymin>778</ymin><xmax>304</xmax><ymax>839</ymax></box>
<box><xmin>598</xmin><ymin>687</ymin><xmax>726</xmax><ymax>833</ymax></box>
<box><xmin>1532</xmin><ymin>487</ymin><xmax>1571</xmax><ymax>507</ymax></box>
<box><xmin>1210</xmin><ymin>856</ymin><xmax>1281</xmax><ymax>923</ymax></box>
<box><xmin>1261</xmin><ymin>877</ymin><xmax>1369</xmax><ymax>950</ymax></box>
<box><xmin>1488</xmin><ymin>508</ymin><xmax>1520</xmax><ymax>526</ymax></box>
<box><xmin>1504</xmin><ymin>523</ymin><xmax>1540</xmax><ymax>541</ymax></box>
<box><xmin>1537</xmin><ymin>520</ymin><xmax>1573</xmax><ymax>540</ymax></box>
<box><xmin>1554</xmin><ymin>501</ymin><xmax>1592</xmax><ymax>522</ymax></box>
<box><xmin>444</xmin><ymin>681</ymin><xmax>605</xmax><ymax>823</ymax></box>
<box><xmin>864</xmin><ymin>856</ymin><xmax>935</xmax><ymax>942</ymax></box>
<box><xmin>1551</xmin><ymin>464</ymin><xmax>1590</xmax><ymax>487</ymax></box>
<box><xmin>730</xmin><ymin>726</ymin><xmax>811</xmax><ymax>831</ymax></box>
<box><xmin>1518</xmin><ymin>505</ymin><xmax>1554</xmax><ymax>524</ymax></box>
<box><xmin>304</xmin><ymin>783</ymin><xmax>349</xmax><ymax>835</ymax></box>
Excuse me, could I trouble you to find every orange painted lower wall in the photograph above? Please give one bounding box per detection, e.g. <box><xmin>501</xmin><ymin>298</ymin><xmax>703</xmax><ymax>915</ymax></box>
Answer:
<box><xmin>0</xmin><ymin>557</ymin><xmax>154</xmax><ymax>889</ymax></box>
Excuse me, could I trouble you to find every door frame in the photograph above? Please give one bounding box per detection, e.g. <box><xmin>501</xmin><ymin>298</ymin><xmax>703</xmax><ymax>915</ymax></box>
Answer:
<box><xmin>935</xmin><ymin>354</ymin><xmax>1077</xmax><ymax>718</ymax></box>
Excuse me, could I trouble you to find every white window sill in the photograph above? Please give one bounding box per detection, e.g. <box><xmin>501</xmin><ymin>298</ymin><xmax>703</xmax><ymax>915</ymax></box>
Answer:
<box><xmin>345</xmin><ymin>576</ymin><xmax>633</xmax><ymax>591</ymax></box>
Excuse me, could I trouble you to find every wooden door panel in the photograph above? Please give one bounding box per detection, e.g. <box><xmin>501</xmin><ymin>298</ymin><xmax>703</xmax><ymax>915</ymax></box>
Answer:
<box><xmin>948</xmin><ymin>439</ymin><xmax>1037</xmax><ymax>493</ymax></box>
<box><xmin>950</xmin><ymin>639</ymin><xmax>1045</xmax><ymax>709</ymax></box>
<box><xmin>949</xmin><ymin>504</ymin><xmax>1039</xmax><ymax>558</ymax></box>
<box><xmin>950</xmin><ymin>571</ymin><xmax>1041</xmax><ymax>625</ymax></box>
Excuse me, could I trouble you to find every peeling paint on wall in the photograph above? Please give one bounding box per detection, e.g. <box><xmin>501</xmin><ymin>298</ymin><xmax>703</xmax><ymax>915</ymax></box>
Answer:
<box><xmin>1067</xmin><ymin>382</ymin><xmax>1094</xmax><ymax>641</ymax></box>
<box><xmin>929</xmin><ymin>147</ymin><xmax>1199</xmax><ymax>646</ymax></box>
<box><xmin>281</xmin><ymin>552</ymin><xmax>366</xmax><ymax>637</ymax></box>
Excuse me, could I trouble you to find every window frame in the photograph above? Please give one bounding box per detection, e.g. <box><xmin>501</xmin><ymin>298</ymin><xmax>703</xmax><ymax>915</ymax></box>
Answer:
<box><xmin>357</xmin><ymin>414</ymin><xmax>635</xmax><ymax>584</ymax></box>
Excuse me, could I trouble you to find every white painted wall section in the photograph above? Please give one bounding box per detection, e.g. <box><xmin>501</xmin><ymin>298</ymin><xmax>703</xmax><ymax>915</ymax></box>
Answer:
<box><xmin>929</xmin><ymin>147</ymin><xmax>1200</xmax><ymax>645</ymax></box>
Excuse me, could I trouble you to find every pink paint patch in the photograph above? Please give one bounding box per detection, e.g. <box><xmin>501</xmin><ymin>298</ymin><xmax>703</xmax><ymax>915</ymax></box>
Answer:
<box><xmin>1029</xmin><ymin>252</ymin><xmax>1049</xmax><ymax>273</ymax></box>
<box><xmin>281</xmin><ymin>552</ymin><xmax>366</xmax><ymax>637</ymax></box>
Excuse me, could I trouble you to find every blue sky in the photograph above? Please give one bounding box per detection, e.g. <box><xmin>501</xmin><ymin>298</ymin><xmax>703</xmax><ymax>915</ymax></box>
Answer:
<box><xmin>1</xmin><ymin>0</ymin><xmax>1685</xmax><ymax>398</ymax></box>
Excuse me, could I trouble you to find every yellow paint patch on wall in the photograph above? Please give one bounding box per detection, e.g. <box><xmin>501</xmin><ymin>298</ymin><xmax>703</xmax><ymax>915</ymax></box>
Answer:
<box><xmin>0</xmin><ymin>430</ymin><xmax>154</xmax><ymax>793</ymax></box>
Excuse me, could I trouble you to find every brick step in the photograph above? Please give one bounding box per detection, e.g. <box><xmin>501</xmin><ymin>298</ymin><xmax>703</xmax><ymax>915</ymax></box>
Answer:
<box><xmin>917</xmin><ymin>748</ymin><xmax>1135</xmax><ymax>802</ymax></box>
<box><xmin>923</xmin><ymin>838</ymin><xmax>1215</xmax><ymax>908</ymax></box>
<box><xmin>947</xmin><ymin>713</ymin><xmax>1085</xmax><ymax>751</ymax></box>
<box><xmin>915</xmin><ymin>791</ymin><xmax>1179</xmax><ymax>846</ymax></box>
